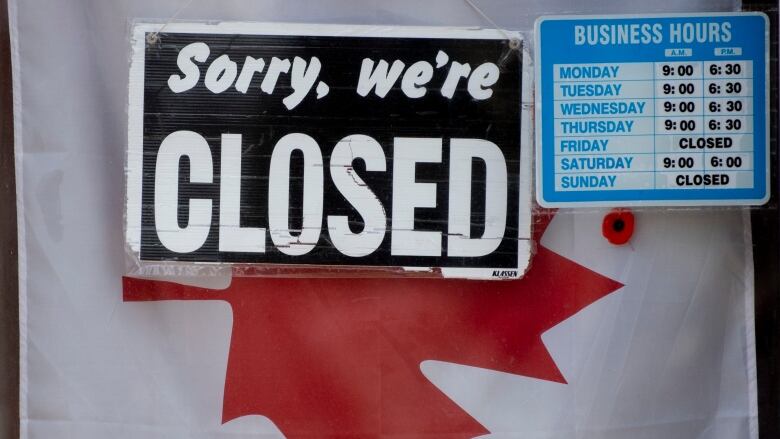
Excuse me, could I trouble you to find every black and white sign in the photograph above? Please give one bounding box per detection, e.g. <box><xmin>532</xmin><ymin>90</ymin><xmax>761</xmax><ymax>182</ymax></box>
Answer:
<box><xmin>126</xmin><ymin>22</ymin><xmax>532</xmax><ymax>279</ymax></box>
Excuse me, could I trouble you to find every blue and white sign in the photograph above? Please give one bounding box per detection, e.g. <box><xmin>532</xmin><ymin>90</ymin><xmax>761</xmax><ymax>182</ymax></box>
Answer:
<box><xmin>535</xmin><ymin>13</ymin><xmax>770</xmax><ymax>207</ymax></box>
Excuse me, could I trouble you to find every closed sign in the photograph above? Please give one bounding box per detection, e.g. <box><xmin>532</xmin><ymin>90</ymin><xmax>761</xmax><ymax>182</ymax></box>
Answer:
<box><xmin>126</xmin><ymin>22</ymin><xmax>532</xmax><ymax>279</ymax></box>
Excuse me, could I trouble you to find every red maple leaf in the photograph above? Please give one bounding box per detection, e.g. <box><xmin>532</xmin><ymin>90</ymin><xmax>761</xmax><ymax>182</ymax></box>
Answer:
<box><xmin>123</xmin><ymin>213</ymin><xmax>622</xmax><ymax>438</ymax></box>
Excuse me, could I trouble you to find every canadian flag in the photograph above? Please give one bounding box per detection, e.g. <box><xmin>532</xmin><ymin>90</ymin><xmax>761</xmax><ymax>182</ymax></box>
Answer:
<box><xmin>11</xmin><ymin>0</ymin><xmax>757</xmax><ymax>437</ymax></box>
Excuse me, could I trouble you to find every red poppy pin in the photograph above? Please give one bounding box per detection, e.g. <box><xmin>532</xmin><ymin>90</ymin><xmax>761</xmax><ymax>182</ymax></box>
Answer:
<box><xmin>602</xmin><ymin>209</ymin><xmax>635</xmax><ymax>245</ymax></box>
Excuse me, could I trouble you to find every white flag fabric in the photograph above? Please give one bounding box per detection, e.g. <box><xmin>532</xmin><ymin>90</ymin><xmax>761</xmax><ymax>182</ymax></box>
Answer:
<box><xmin>10</xmin><ymin>0</ymin><xmax>757</xmax><ymax>438</ymax></box>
